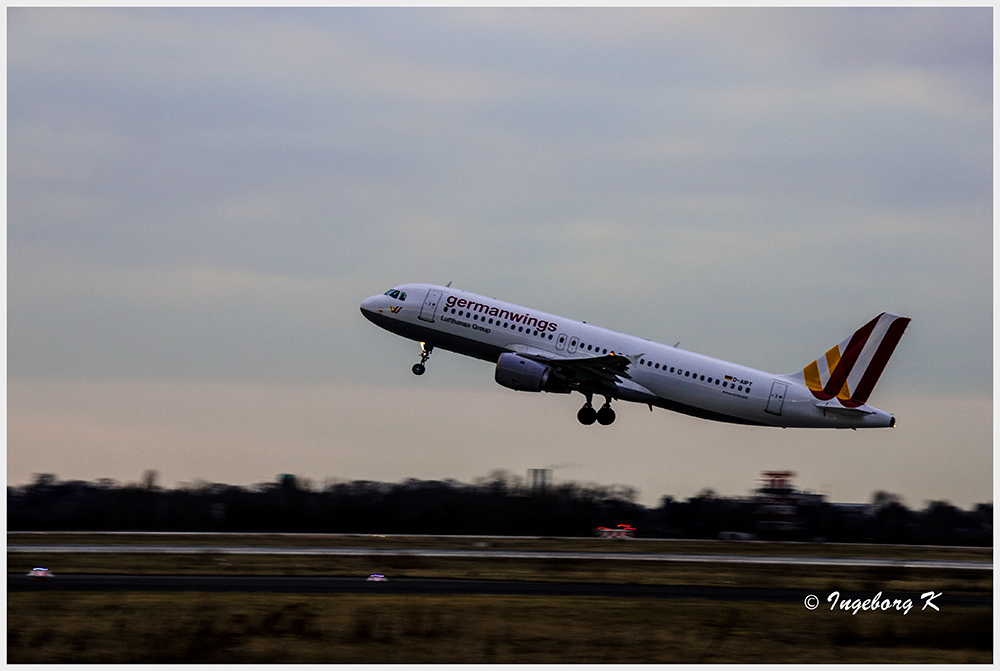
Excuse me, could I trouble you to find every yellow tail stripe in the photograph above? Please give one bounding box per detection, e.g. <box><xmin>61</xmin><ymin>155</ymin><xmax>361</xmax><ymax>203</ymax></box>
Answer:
<box><xmin>803</xmin><ymin>360</ymin><xmax>823</xmax><ymax>393</ymax></box>
<box><xmin>824</xmin><ymin>345</ymin><xmax>853</xmax><ymax>400</ymax></box>
<box><xmin>824</xmin><ymin>346</ymin><xmax>841</xmax><ymax>376</ymax></box>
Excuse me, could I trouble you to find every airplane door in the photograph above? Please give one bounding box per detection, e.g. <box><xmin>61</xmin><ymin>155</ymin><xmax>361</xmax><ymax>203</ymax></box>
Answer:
<box><xmin>555</xmin><ymin>333</ymin><xmax>567</xmax><ymax>351</ymax></box>
<box><xmin>568</xmin><ymin>336</ymin><xmax>579</xmax><ymax>354</ymax></box>
<box><xmin>765</xmin><ymin>381</ymin><xmax>788</xmax><ymax>416</ymax></box>
<box><xmin>418</xmin><ymin>290</ymin><xmax>443</xmax><ymax>323</ymax></box>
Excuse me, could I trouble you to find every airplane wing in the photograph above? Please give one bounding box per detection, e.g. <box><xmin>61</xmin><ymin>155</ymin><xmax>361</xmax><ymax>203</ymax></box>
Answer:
<box><xmin>516</xmin><ymin>351</ymin><xmax>641</xmax><ymax>389</ymax></box>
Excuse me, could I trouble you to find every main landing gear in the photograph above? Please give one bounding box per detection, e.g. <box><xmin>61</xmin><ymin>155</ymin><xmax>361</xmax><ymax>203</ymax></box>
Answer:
<box><xmin>577</xmin><ymin>394</ymin><xmax>616</xmax><ymax>426</ymax></box>
<box><xmin>412</xmin><ymin>342</ymin><xmax>433</xmax><ymax>376</ymax></box>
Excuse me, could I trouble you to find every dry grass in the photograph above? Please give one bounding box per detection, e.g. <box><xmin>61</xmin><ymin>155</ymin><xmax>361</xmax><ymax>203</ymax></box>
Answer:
<box><xmin>7</xmin><ymin>592</ymin><xmax>991</xmax><ymax>663</ymax></box>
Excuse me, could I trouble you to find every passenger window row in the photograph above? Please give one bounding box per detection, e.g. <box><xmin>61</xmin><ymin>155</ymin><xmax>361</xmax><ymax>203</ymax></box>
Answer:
<box><xmin>572</xmin><ymin>342</ymin><xmax>745</xmax><ymax>391</ymax></box>
<box><xmin>578</xmin><ymin>341</ymin><xmax>615</xmax><ymax>355</ymax></box>
<box><xmin>636</xmin><ymin>356</ymin><xmax>748</xmax><ymax>392</ymax></box>
<box><xmin>447</xmin><ymin>308</ymin><xmax>556</xmax><ymax>340</ymax></box>
<box><xmin>443</xmin><ymin>309</ymin><xmax>749</xmax><ymax>392</ymax></box>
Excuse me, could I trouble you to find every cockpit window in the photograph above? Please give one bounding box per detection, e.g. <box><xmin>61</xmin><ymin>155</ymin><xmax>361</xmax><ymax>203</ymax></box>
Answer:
<box><xmin>383</xmin><ymin>289</ymin><xmax>407</xmax><ymax>301</ymax></box>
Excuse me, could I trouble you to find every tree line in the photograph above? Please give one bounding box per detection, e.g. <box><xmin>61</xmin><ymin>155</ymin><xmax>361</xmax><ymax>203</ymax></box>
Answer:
<box><xmin>7</xmin><ymin>471</ymin><xmax>992</xmax><ymax>546</ymax></box>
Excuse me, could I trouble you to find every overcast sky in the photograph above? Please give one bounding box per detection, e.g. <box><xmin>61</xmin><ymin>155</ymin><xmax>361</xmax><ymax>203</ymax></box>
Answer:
<box><xmin>7</xmin><ymin>7</ymin><xmax>993</xmax><ymax>508</ymax></box>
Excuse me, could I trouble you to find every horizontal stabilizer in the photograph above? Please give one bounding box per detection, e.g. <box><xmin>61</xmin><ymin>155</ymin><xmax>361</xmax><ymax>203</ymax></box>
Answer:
<box><xmin>814</xmin><ymin>402</ymin><xmax>875</xmax><ymax>417</ymax></box>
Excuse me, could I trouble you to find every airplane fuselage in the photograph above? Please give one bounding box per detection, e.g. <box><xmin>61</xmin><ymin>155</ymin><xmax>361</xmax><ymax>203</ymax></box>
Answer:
<box><xmin>361</xmin><ymin>283</ymin><xmax>906</xmax><ymax>429</ymax></box>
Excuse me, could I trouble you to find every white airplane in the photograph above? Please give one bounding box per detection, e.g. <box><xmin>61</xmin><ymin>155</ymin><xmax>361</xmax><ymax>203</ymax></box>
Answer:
<box><xmin>360</xmin><ymin>284</ymin><xmax>910</xmax><ymax>429</ymax></box>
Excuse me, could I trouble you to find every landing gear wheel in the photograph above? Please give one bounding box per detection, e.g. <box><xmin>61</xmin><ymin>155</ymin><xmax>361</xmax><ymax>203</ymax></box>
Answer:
<box><xmin>577</xmin><ymin>404</ymin><xmax>597</xmax><ymax>425</ymax></box>
<box><xmin>596</xmin><ymin>404</ymin><xmax>616</xmax><ymax>426</ymax></box>
<box><xmin>412</xmin><ymin>342</ymin><xmax>433</xmax><ymax>376</ymax></box>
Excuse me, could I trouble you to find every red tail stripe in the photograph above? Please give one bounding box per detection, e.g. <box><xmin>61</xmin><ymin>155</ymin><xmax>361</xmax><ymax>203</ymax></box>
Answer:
<box><xmin>850</xmin><ymin>316</ymin><xmax>910</xmax><ymax>405</ymax></box>
<box><xmin>821</xmin><ymin>313</ymin><xmax>881</xmax><ymax>400</ymax></box>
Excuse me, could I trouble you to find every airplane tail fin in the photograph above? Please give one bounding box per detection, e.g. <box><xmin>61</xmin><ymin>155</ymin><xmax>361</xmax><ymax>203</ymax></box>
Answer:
<box><xmin>792</xmin><ymin>313</ymin><xmax>910</xmax><ymax>407</ymax></box>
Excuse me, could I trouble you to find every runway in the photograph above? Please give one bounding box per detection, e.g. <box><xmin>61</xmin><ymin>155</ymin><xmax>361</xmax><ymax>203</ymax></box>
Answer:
<box><xmin>7</xmin><ymin>544</ymin><xmax>992</xmax><ymax>571</ymax></box>
<box><xmin>7</xmin><ymin>574</ymin><xmax>992</xmax><ymax>608</ymax></box>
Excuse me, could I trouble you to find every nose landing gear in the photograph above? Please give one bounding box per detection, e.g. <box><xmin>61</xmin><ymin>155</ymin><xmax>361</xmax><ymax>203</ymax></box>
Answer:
<box><xmin>412</xmin><ymin>342</ymin><xmax>433</xmax><ymax>376</ymax></box>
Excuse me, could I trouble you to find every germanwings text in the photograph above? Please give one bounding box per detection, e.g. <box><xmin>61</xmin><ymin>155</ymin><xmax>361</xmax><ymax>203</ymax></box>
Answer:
<box><xmin>445</xmin><ymin>295</ymin><xmax>558</xmax><ymax>333</ymax></box>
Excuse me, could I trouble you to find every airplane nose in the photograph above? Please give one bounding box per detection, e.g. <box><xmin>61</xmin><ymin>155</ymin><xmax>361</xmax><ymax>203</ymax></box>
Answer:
<box><xmin>360</xmin><ymin>295</ymin><xmax>383</xmax><ymax>321</ymax></box>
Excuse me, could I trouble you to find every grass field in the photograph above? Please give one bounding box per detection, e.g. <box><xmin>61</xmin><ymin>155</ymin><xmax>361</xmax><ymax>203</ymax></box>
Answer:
<box><xmin>7</xmin><ymin>533</ymin><xmax>993</xmax><ymax>663</ymax></box>
<box><xmin>8</xmin><ymin>592</ymin><xmax>992</xmax><ymax>663</ymax></box>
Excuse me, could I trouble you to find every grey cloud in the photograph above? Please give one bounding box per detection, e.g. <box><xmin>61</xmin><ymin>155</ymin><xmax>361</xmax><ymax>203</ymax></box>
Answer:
<box><xmin>6</xmin><ymin>8</ymin><xmax>991</xmax><ymax>508</ymax></box>
<box><xmin>7</xmin><ymin>7</ymin><xmax>991</xmax><ymax>392</ymax></box>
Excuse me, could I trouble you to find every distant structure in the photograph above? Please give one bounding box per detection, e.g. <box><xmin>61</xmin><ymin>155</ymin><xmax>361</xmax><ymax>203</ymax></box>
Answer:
<box><xmin>596</xmin><ymin>523</ymin><xmax>636</xmax><ymax>539</ymax></box>
<box><xmin>528</xmin><ymin>468</ymin><xmax>552</xmax><ymax>493</ymax></box>
<box><xmin>754</xmin><ymin>471</ymin><xmax>816</xmax><ymax>538</ymax></box>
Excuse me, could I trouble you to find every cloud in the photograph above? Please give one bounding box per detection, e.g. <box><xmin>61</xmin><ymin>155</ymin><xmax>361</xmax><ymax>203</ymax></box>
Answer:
<box><xmin>7</xmin><ymin>8</ymin><xmax>991</xmax><ymax>500</ymax></box>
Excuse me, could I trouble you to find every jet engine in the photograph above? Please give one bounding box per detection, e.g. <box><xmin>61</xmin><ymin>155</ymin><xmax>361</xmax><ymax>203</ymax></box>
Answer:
<box><xmin>494</xmin><ymin>352</ymin><xmax>569</xmax><ymax>393</ymax></box>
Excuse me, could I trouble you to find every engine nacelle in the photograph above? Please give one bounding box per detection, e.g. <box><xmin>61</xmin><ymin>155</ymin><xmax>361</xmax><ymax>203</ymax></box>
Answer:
<box><xmin>494</xmin><ymin>352</ymin><xmax>569</xmax><ymax>393</ymax></box>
